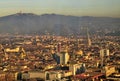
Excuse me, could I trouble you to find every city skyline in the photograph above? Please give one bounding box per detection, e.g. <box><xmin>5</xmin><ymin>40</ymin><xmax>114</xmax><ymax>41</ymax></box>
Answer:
<box><xmin>0</xmin><ymin>0</ymin><xmax>120</xmax><ymax>18</ymax></box>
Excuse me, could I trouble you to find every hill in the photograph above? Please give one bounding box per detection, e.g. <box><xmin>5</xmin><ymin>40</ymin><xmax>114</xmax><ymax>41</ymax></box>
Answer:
<box><xmin>0</xmin><ymin>13</ymin><xmax>120</xmax><ymax>35</ymax></box>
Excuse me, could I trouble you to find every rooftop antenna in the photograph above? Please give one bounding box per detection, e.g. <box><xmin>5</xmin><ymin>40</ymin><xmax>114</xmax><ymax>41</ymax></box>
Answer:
<box><xmin>16</xmin><ymin>11</ymin><xmax>22</xmax><ymax>15</ymax></box>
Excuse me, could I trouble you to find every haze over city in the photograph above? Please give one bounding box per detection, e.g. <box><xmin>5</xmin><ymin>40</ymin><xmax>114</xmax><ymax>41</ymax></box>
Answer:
<box><xmin>0</xmin><ymin>0</ymin><xmax>120</xmax><ymax>18</ymax></box>
<box><xmin>0</xmin><ymin>0</ymin><xmax>120</xmax><ymax>81</ymax></box>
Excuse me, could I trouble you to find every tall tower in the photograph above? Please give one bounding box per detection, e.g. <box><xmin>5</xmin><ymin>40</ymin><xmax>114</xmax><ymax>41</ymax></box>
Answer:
<box><xmin>86</xmin><ymin>27</ymin><xmax>91</xmax><ymax>46</ymax></box>
<box><xmin>56</xmin><ymin>42</ymin><xmax>61</xmax><ymax>53</ymax></box>
<box><xmin>100</xmin><ymin>49</ymin><xmax>104</xmax><ymax>67</ymax></box>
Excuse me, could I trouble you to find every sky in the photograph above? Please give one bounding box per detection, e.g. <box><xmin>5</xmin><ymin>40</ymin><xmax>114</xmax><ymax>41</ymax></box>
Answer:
<box><xmin>0</xmin><ymin>0</ymin><xmax>120</xmax><ymax>17</ymax></box>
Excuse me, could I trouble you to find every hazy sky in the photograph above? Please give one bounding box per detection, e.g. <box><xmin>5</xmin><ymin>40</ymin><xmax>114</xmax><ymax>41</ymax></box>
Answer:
<box><xmin>0</xmin><ymin>0</ymin><xmax>120</xmax><ymax>17</ymax></box>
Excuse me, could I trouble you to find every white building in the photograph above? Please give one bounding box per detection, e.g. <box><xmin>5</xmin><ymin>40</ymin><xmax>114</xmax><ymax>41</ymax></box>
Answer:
<box><xmin>100</xmin><ymin>49</ymin><xmax>110</xmax><ymax>57</ymax></box>
<box><xmin>69</xmin><ymin>63</ymin><xmax>86</xmax><ymax>75</ymax></box>
<box><xmin>100</xmin><ymin>49</ymin><xmax>110</xmax><ymax>67</ymax></box>
<box><xmin>45</xmin><ymin>71</ymin><xmax>62</xmax><ymax>81</ymax></box>
<box><xmin>60</xmin><ymin>51</ymin><xmax>69</xmax><ymax>65</ymax></box>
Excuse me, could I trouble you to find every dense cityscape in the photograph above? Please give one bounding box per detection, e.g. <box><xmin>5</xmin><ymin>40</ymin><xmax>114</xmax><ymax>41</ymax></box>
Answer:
<box><xmin>0</xmin><ymin>0</ymin><xmax>120</xmax><ymax>81</ymax></box>
<box><xmin>0</xmin><ymin>32</ymin><xmax>120</xmax><ymax>81</ymax></box>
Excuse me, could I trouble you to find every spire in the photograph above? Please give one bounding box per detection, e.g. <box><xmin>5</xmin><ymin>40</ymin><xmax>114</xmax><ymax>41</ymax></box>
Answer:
<box><xmin>87</xmin><ymin>27</ymin><xmax>91</xmax><ymax>46</ymax></box>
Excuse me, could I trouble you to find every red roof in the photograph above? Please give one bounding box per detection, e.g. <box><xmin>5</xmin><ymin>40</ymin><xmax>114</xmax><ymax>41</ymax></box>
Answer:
<box><xmin>75</xmin><ymin>73</ymin><xmax>89</xmax><ymax>79</ymax></box>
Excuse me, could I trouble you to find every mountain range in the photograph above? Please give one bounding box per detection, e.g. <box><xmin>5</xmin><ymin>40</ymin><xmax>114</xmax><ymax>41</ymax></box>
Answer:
<box><xmin>0</xmin><ymin>13</ymin><xmax>120</xmax><ymax>36</ymax></box>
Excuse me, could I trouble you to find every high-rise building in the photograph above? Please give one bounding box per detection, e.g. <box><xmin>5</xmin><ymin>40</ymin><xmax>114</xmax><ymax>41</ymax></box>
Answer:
<box><xmin>52</xmin><ymin>53</ymin><xmax>60</xmax><ymax>64</ymax></box>
<box><xmin>100</xmin><ymin>49</ymin><xmax>110</xmax><ymax>67</ymax></box>
<box><xmin>100</xmin><ymin>49</ymin><xmax>110</xmax><ymax>57</ymax></box>
<box><xmin>52</xmin><ymin>51</ymin><xmax>69</xmax><ymax>65</ymax></box>
<box><xmin>60</xmin><ymin>51</ymin><xmax>69</xmax><ymax>65</ymax></box>
<box><xmin>69</xmin><ymin>63</ymin><xmax>86</xmax><ymax>75</ymax></box>
<box><xmin>100</xmin><ymin>49</ymin><xmax>104</xmax><ymax>67</ymax></box>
